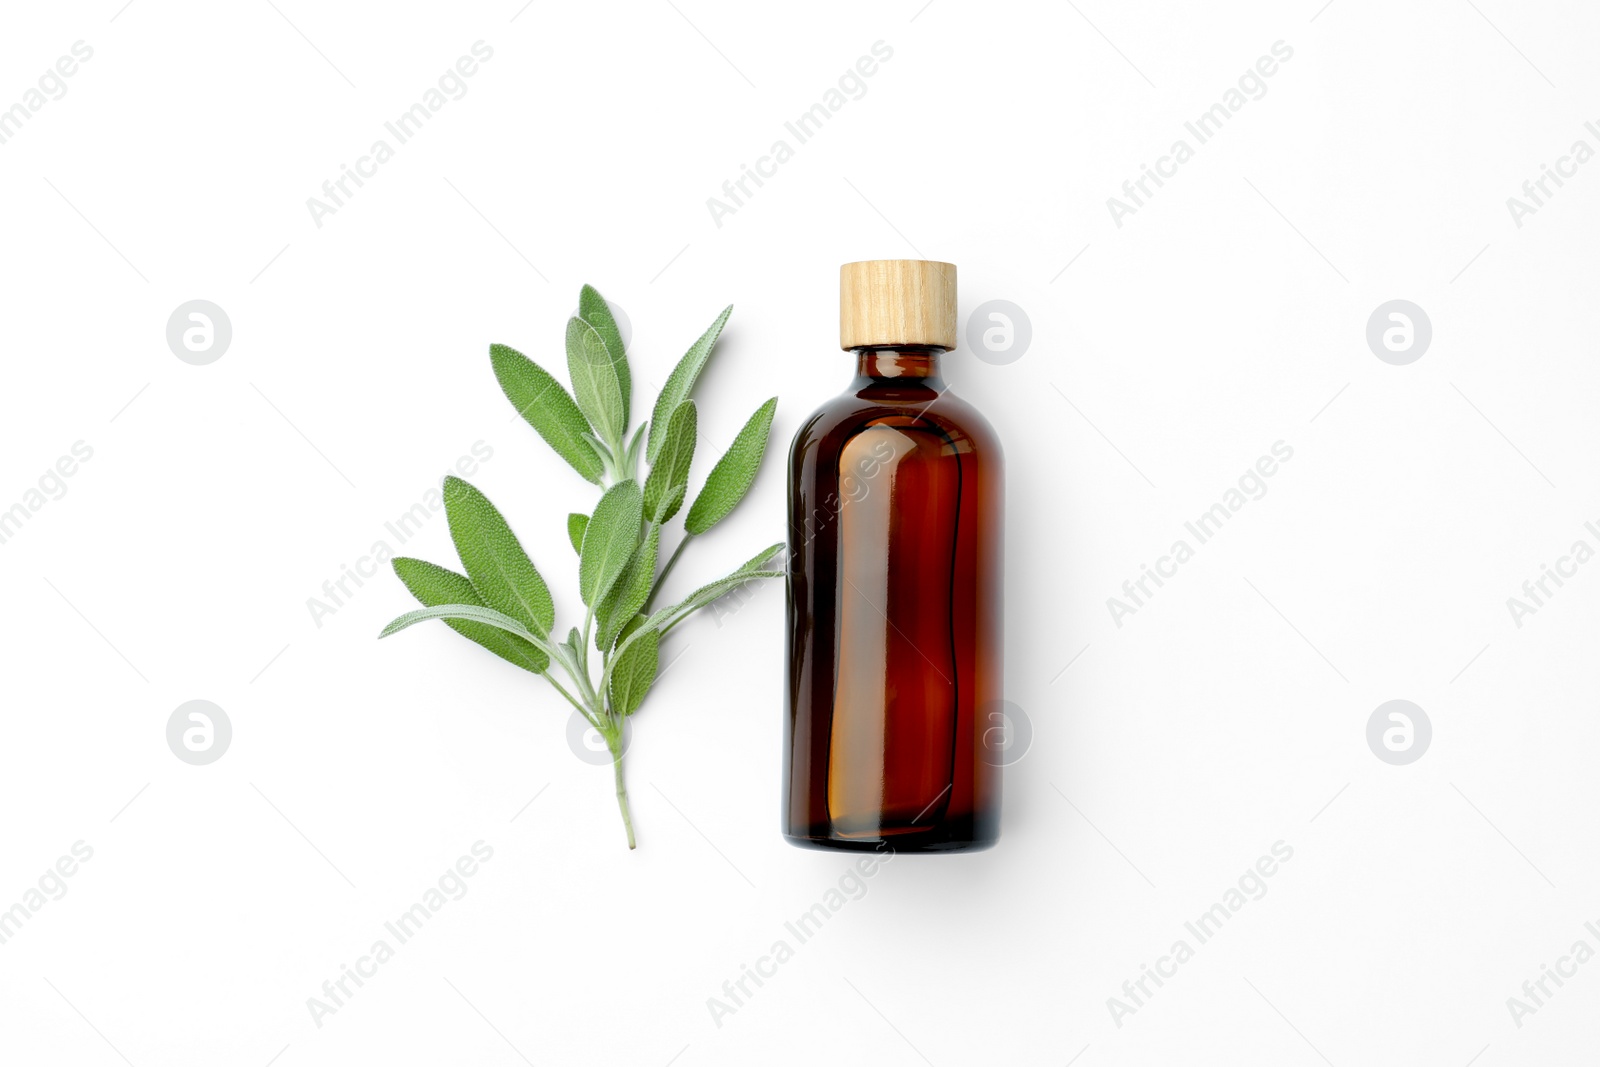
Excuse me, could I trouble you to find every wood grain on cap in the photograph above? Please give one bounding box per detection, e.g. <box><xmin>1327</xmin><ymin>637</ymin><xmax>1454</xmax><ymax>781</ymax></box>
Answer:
<box><xmin>840</xmin><ymin>260</ymin><xmax>957</xmax><ymax>350</ymax></box>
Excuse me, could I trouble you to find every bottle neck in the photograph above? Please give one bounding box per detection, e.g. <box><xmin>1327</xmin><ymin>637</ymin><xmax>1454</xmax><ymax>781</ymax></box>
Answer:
<box><xmin>851</xmin><ymin>346</ymin><xmax>946</xmax><ymax>387</ymax></box>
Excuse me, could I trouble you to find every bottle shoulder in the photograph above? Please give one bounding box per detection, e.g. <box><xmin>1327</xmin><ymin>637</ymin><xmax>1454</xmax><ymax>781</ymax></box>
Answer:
<box><xmin>790</xmin><ymin>385</ymin><xmax>1003</xmax><ymax>463</ymax></box>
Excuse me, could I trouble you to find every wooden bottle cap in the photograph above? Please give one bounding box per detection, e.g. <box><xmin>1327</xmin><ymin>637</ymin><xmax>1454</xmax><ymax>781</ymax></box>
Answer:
<box><xmin>839</xmin><ymin>260</ymin><xmax>957</xmax><ymax>350</ymax></box>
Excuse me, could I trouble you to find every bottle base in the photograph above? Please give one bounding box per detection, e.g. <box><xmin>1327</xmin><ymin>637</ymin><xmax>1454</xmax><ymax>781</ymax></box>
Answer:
<box><xmin>782</xmin><ymin>823</ymin><xmax>998</xmax><ymax>854</ymax></box>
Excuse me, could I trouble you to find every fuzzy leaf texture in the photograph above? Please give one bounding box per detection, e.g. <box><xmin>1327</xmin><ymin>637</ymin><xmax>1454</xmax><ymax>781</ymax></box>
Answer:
<box><xmin>379</xmin><ymin>602</ymin><xmax>545</xmax><ymax>645</ymax></box>
<box><xmin>613</xmin><ymin>548</ymin><xmax>785</xmax><ymax>663</ymax></box>
<box><xmin>567</xmin><ymin>513</ymin><xmax>588</xmax><ymax>554</ymax></box>
<box><xmin>609</xmin><ymin>629</ymin><xmax>658</xmax><ymax>716</ymax></box>
<box><xmin>664</xmin><ymin>568</ymin><xmax>784</xmax><ymax>629</ymax></box>
<box><xmin>684</xmin><ymin>397</ymin><xmax>777</xmax><ymax>535</ymax></box>
<box><xmin>490</xmin><ymin>343</ymin><xmax>604</xmax><ymax>484</ymax></box>
<box><xmin>579</xmin><ymin>480</ymin><xmax>643</xmax><ymax>606</ymax></box>
<box><xmin>736</xmin><ymin>542</ymin><xmax>786</xmax><ymax>572</ymax></box>
<box><xmin>390</xmin><ymin>559</ymin><xmax>547</xmax><ymax>673</ymax></box>
<box><xmin>442</xmin><ymin>477</ymin><xmax>554</xmax><ymax>637</ymax></box>
<box><xmin>615</xmin><ymin>612</ymin><xmax>646</xmax><ymax>648</ymax></box>
<box><xmin>578</xmin><ymin>285</ymin><xmax>630</xmax><ymax>427</ymax></box>
<box><xmin>566</xmin><ymin>317</ymin><xmax>626</xmax><ymax>449</ymax></box>
<box><xmin>597</xmin><ymin>525</ymin><xmax>660</xmax><ymax>650</ymax></box>
<box><xmin>624</xmin><ymin>423</ymin><xmax>648</xmax><ymax>479</ymax></box>
<box><xmin>642</xmin><ymin>401</ymin><xmax>696</xmax><ymax>523</ymax></box>
<box><xmin>648</xmin><ymin>305</ymin><xmax>732</xmax><ymax>464</ymax></box>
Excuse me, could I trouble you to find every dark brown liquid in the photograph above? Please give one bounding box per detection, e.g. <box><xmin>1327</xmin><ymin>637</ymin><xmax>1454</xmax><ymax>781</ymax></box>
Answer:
<box><xmin>784</xmin><ymin>347</ymin><xmax>1003</xmax><ymax>852</ymax></box>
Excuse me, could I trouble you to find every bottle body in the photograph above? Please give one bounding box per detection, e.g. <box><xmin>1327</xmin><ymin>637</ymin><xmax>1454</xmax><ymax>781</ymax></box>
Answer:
<box><xmin>784</xmin><ymin>347</ymin><xmax>1003</xmax><ymax>852</ymax></box>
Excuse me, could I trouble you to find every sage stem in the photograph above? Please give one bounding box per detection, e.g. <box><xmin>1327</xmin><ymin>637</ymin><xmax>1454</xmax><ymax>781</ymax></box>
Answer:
<box><xmin>610</xmin><ymin>729</ymin><xmax>636</xmax><ymax>850</ymax></box>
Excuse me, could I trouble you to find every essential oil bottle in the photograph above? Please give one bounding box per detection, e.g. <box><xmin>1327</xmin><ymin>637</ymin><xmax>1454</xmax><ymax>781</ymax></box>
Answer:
<box><xmin>784</xmin><ymin>260</ymin><xmax>1003</xmax><ymax>852</ymax></box>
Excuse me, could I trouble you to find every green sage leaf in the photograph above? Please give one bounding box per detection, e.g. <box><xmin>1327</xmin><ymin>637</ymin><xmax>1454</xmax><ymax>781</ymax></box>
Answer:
<box><xmin>579</xmin><ymin>479</ymin><xmax>643</xmax><ymax>606</ymax></box>
<box><xmin>390</xmin><ymin>559</ymin><xmax>547</xmax><ymax>673</ymax></box>
<box><xmin>567</xmin><ymin>512</ymin><xmax>588</xmax><ymax>554</ymax></box>
<box><xmin>490</xmin><ymin>343</ymin><xmax>604</xmax><ymax>484</ymax></box>
<box><xmin>597</xmin><ymin>524</ymin><xmax>660</xmax><ymax>650</ymax></box>
<box><xmin>684</xmin><ymin>397</ymin><xmax>777</xmax><ymax>535</ymax></box>
<box><xmin>609</xmin><ymin>628</ymin><xmax>658</xmax><ymax>716</ymax></box>
<box><xmin>624</xmin><ymin>422</ymin><xmax>648</xmax><ymax>480</ymax></box>
<box><xmin>658</xmin><ymin>485</ymin><xmax>686</xmax><ymax>524</ymax></box>
<box><xmin>380</xmin><ymin>602</ymin><xmax>543</xmax><ymax>644</ymax></box>
<box><xmin>616</xmin><ymin>560</ymin><xmax>785</xmax><ymax>662</ymax></box>
<box><xmin>615</xmin><ymin>612</ymin><xmax>646</xmax><ymax>648</ymax></box>
<box><xmin>658</xmin><ymin>567</ymin><xmax>783</xmax><ymax>627</ymax></box>
<box><xmin>578</xmin><ymin>284</ymin><xmax>629</xmax><ymax>427</ymax></box>
<box><xmin>642</xmin><ymin>400</ymin><xmax>696</xmax><ymax>523</ymax></box>
<box><xmin>738</xmin><ymin>541</ymin><xmax>786</xmax><ymax>571</ymax></box>
<box><xmin>647</xmin><ymin>305</ymin><xmax>732</xmax><ymax>464</ymax></box>
<box><xmin>443</xmin><ymin>476</ymin><xmax>554</xmax><ymax>637</ymax></box>
<box><xmin>661</xmin><ymin>569</ymin><xmax>783</xmax><ymax>631</ymax></box>
<box><xmin>566</xmin><ymin>317</ymin><xmax>625</xmax><ymax>449</ymax></box>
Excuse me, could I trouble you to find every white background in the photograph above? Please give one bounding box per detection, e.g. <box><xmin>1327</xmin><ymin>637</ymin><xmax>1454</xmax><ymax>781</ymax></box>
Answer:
<box><xmin>1</xmin><ymin>1</ymin><xmax>1597</xmax><ymax>1064</ymax></box>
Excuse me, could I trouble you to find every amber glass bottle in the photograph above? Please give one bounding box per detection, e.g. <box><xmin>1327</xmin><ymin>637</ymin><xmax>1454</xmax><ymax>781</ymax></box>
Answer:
<box><xmin>784</xmin><ymin>260</ymin><xmax>1003</xmax><ymax>852</ymax></box>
